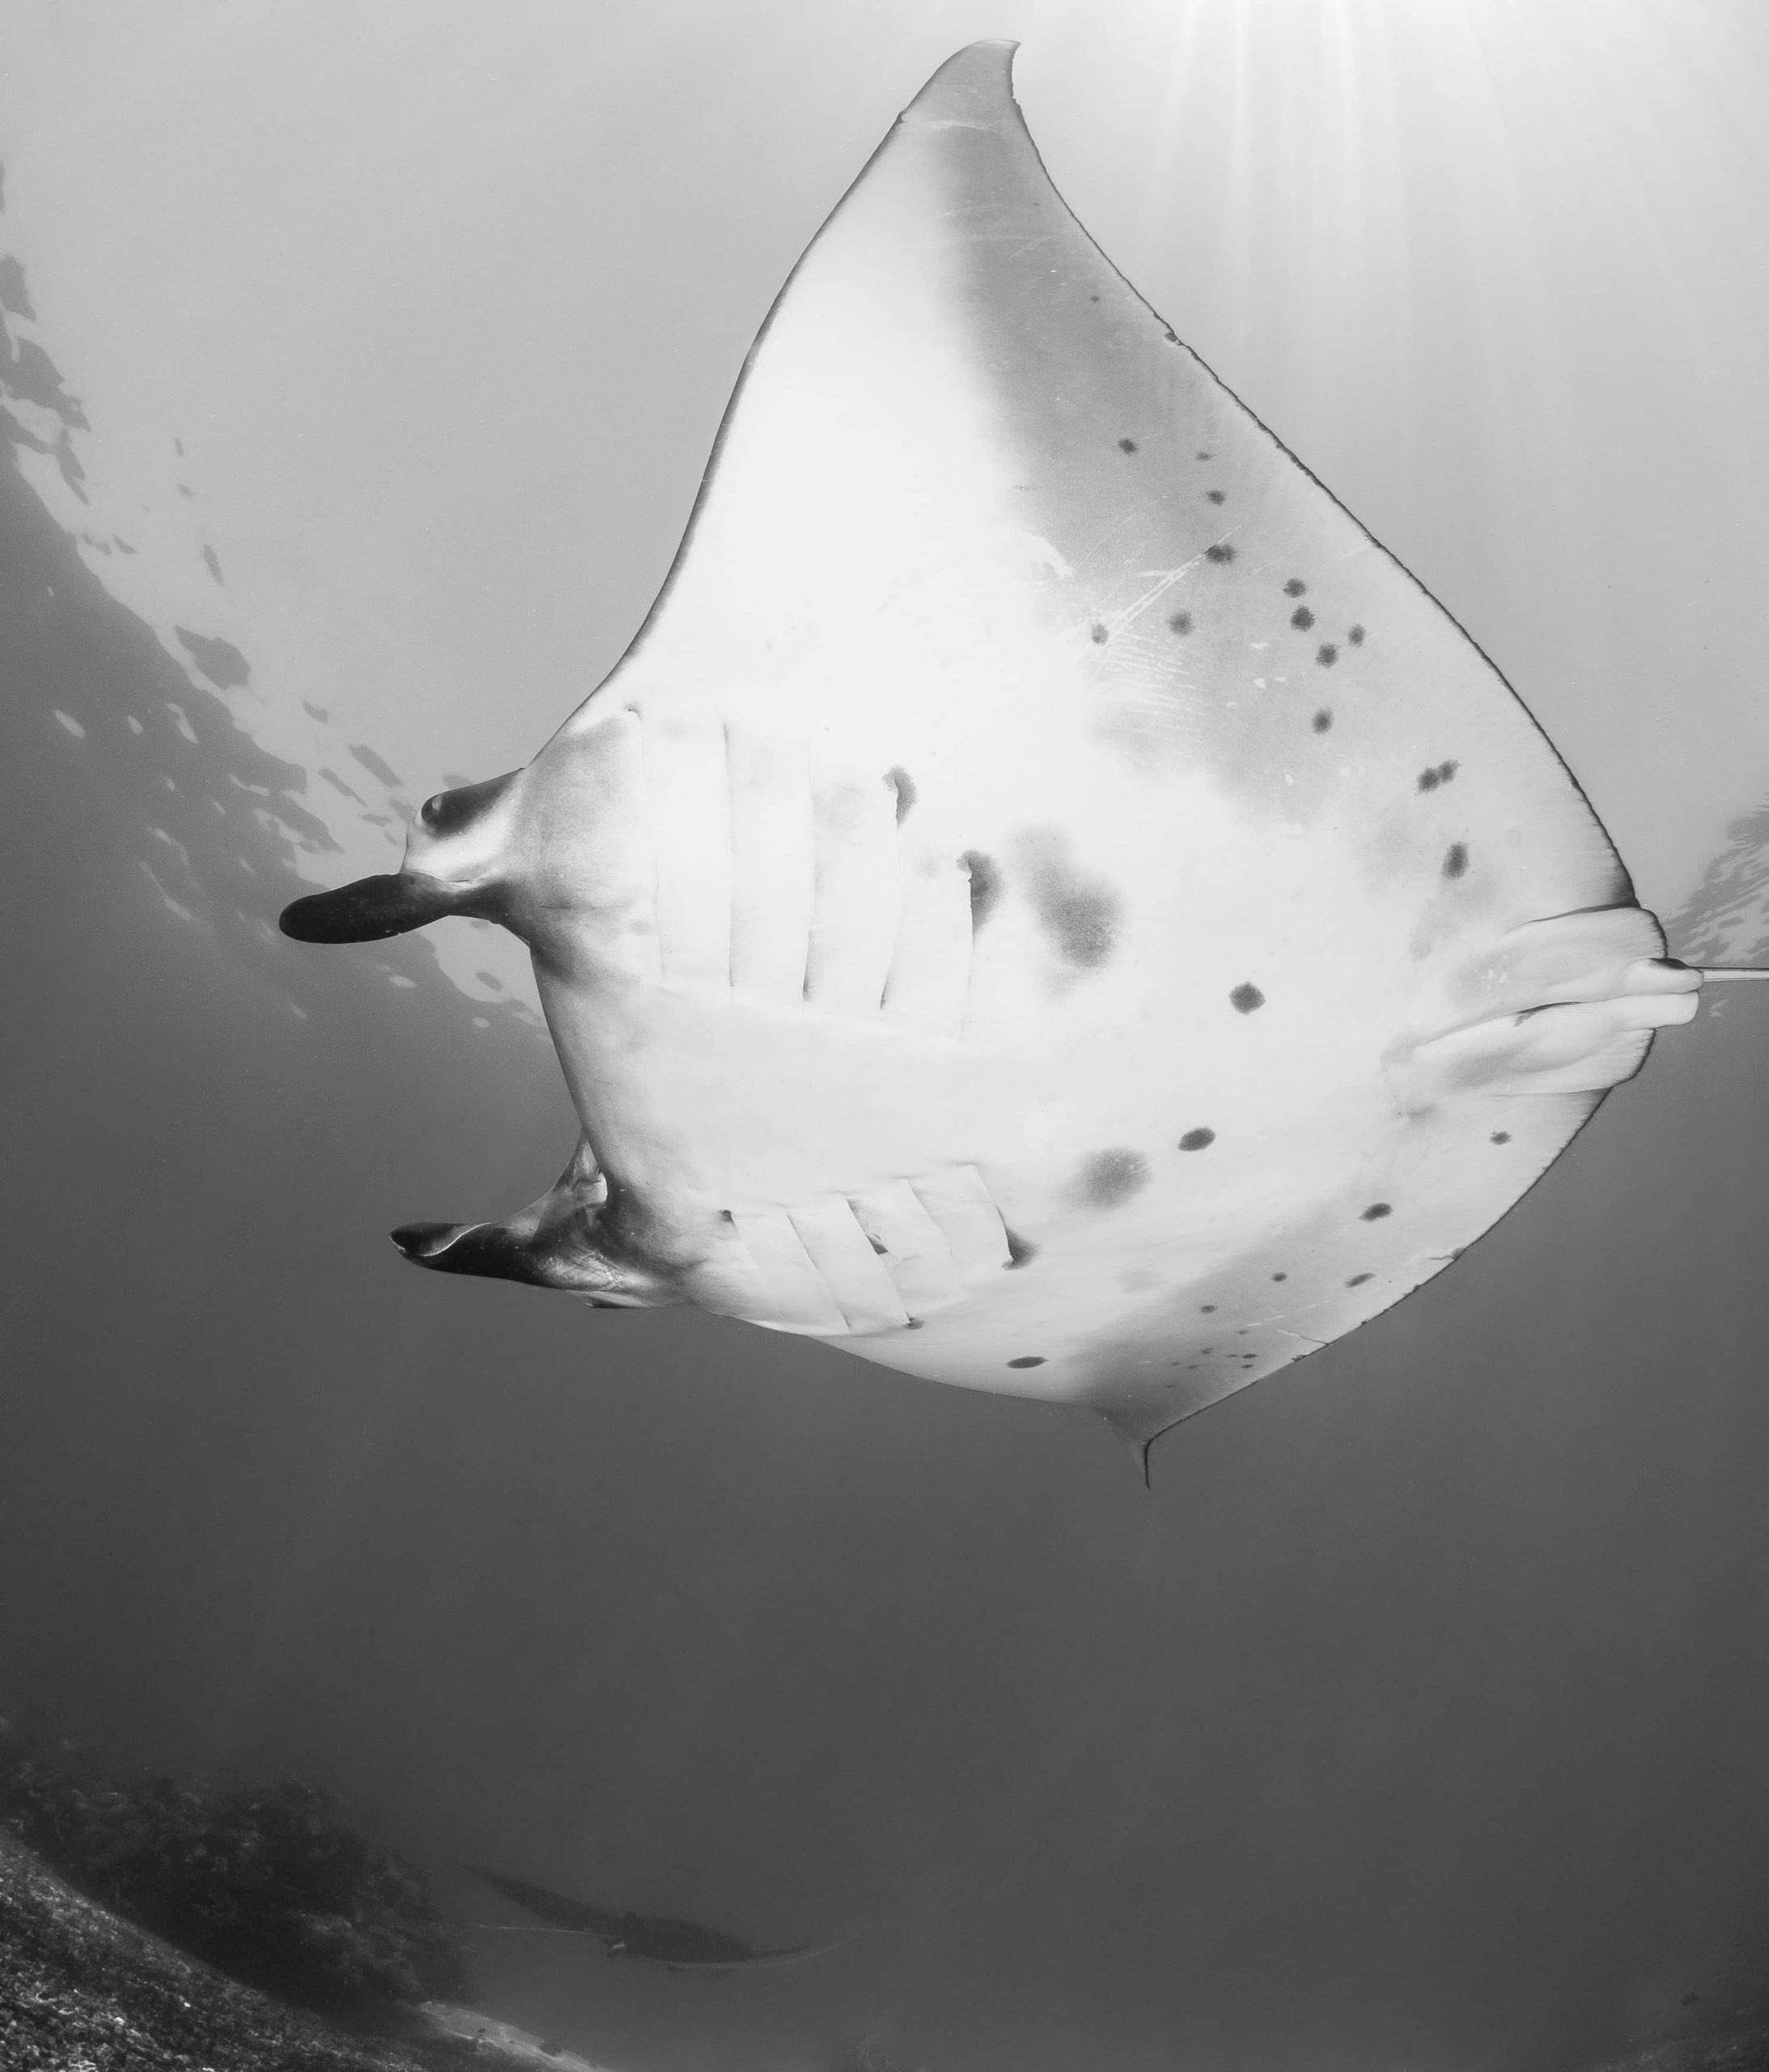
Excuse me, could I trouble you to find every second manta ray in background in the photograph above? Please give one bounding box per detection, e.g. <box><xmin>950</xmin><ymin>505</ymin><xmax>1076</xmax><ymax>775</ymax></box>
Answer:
<box><xmin>466</xmin><ymin>1864</ymin><xmax>852</xmax><ymax>1972</ymax></box>
<box><xmin>282</xmin><ymin>41</ymin><xmax>1763</xmax><ymax>1474</ymax></box>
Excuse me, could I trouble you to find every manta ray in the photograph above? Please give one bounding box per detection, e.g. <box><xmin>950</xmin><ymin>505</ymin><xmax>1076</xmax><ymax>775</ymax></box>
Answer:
<box><xmin>282</xmin><ymin>42</ymin><xmax>1760</xmax><ymax>1472</ymax></box>
<box><xmin>466</xmin><ymin>1863</ymin><xmax>848</xmax><ymax>1972</ymax></box>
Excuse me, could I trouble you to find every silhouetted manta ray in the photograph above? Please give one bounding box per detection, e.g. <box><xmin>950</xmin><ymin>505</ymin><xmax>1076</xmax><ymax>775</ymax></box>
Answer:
<box><xmin>282</xmin><ymin>42</ymin><xmax>1763</xmax><ymax>1475</ymax></box>
<box><xmin>465</xmin><ymin>1863</ymin><xmax>847</xmax><ymax>1971</ymax></box>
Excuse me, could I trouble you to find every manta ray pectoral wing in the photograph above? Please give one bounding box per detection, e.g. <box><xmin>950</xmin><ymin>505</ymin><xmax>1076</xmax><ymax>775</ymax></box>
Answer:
<box><xmin>465</xmin><ymin>1864</ymin><xmax>626</xmax><ymax>1939</ymax></box>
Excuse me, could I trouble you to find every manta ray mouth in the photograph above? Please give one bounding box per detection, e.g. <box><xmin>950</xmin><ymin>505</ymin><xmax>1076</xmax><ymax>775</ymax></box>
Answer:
<box><xmin>279</xmin><ymin>871</ymin><xmax>464</xmax><ymax>943</ymax></box>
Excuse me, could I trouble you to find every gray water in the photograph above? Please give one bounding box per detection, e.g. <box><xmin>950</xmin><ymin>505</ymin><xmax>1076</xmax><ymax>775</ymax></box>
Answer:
<box><xmin>5</xmin><ymin>15</ymin><xmax>1769</xmax><ymax>2072</ymax></box>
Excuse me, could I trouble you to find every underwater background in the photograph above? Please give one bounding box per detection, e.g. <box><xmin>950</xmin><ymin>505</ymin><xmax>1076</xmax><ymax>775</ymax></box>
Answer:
<box><xmin>3</xmin><ymin>3</ymin><xmax>1768</xmax><ymax>2067</ymax></box>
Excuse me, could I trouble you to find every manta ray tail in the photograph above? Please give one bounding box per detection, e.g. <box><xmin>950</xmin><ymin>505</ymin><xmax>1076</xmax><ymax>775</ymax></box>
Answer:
<box><xmin>1698</xmin><ymin>967</ymin><xmax>1769</xmax><ymax>981</ymax></box>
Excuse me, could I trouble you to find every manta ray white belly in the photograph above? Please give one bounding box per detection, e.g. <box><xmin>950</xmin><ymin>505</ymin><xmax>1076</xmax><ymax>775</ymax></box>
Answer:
<box><xmin>282</xmin><ymin>42</ymin><xmax>1739</xmax><ymax>1465</ymax></box>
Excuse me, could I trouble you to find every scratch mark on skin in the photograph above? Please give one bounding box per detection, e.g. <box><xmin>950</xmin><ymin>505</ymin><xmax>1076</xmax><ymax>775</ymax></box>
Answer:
<box><xmin>1103</xmin><ymin>556</ymin><xmax>1213</xmax><ymax>639</ymax></box>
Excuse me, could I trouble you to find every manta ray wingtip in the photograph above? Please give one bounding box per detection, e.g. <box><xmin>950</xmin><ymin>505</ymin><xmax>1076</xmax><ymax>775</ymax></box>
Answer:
<box><xmin>902</xmin><ymin>39</ymin><xmax>1021</xmax><ymax>127</ymax></box>
<box><xmin>1097</xmin><ymin>1412</ymin><xmax>1168</xmax><ymax>1489</ymax></box>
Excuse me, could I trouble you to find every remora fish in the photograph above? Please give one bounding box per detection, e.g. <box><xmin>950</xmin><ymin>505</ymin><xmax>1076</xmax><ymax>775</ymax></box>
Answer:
<box><xmin>282</xmin><ymin>42</ymin><xmax>1762</xmax><ymax>1471</ymax></box>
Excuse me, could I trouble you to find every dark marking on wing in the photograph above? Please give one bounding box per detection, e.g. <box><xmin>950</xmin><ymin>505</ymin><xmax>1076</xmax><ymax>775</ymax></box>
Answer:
<box><xmin>1118</xmin><ymin>437</ymin><xmax>1138</xmax><ymax>452</ymax></box>
<box><xmin>1003</xmin><ymin>1227</ymin><xmax>1040</xmax><ymax>1268</ymax></box>
<box><xmin>1312</xmin><ymin>709</ymin><xmax>1333</xmax><ymax>733</ymax></box>
<box><xmin>1316</xmin><ymin>643</ymin><xmax>1338</xmax><ymax>668</ymax></box>
<box><xmin>1361</xmin><ymin>1203</ymin><xmax>1392</xmax><ymax>1221</ymax></box>
<box><xmin>1491</xmin><ymin>1131</ymin><xmax>1512</xmax><ymax>1144</ymax></box>
<box><xmin>1178</xmin><ymin>1127</ymin><xmax>1215</xmax><ymax>1152</ymax></box>
<box><xmin>961</xmin><ymin>851</ymin><xmax>1001</xmax><ymax>927</ymax></box>
<box><xmin>1206</xmin><ymin>489</ymin><xmax>1226</xmax><ymax>504</ymax></box>
<box><xmin>885</xmin><ymin>766</ymin><xmax>917</xmax><ymax>822</ymax></box>
<box><xmin>1007</xmin><ymin>1355</ymin><xmax>1046</xmax><ymax>1369</ymax></box>
<box><xmin>1348</xmin><ymin>624</ymin><xmax>1366</xmax><ymax>644</ymax></box>
<box><xmin>1021</xmin><ymin>834</ymin><xmax>1120</xmax><ymax>968</ymax></box>
<box><xmin>1229</xmin><ymin>983</ymin><xmax>1265</xmax><ymax>1013</ymax></box>
<box><xmin>1290</xmin><ymin>605</ymin><xmax>1315</xmax><ymax>630</ymax></box>
<box><xmin>1079</xmin><ymin>1148</ymin><xmax>1151</xmax><ymax>1205</ymax></box>
<box><xmin>1283</xmin><ymin>579</ymin><xmax>1307</xmax><ymax>597</ymax></box>
<box><xmin>1204</xmin><ymin>543</ymin><xmax>1237</xmax><ymax>564</ymax></box>
<box><xmin>1168</xmin><ymin>611</ymin><xmax>1194</xmax><ymax>635</ymax></box>
<box><xmin>1443</xmin><ymin>843</ymin><xmax>1470</xmax><ymax>879</ymax></box>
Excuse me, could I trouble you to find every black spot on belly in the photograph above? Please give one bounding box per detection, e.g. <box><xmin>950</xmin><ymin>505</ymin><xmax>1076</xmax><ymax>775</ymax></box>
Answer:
<box><xmin>904</xmin><ymin>1317</ymin><xmax>924</xmax><ymax>1329</ymax></box>
<box><xmin>1361</xmin><ymin>1202</ymin><xmax>1392</xmax><ymax>1221</ymax></box>
<box><xmin>1206</xmin><ymin>489</ymin><xmax>1226</xmax><ymax>504</ymax></box>
<box><xmin>1022</xmin><ymin>834</ymin><xmax>1121</xmax><ymax>968</ymax></box>
<box><xmin>1118</xmin><ymin>437</ymin><xmax>1138</xmax><ymax>452</ymax></box>
<box><xmin>1491</xmin><ymin>1131</ymin><xmax>1512</xmax><ymax>1144</ymax></box>
<box><xmin>1003</xmin><ymin>1227</ymin><xmax>1040</xmax><ymax>1268</ymax></box>
<box><xmin>1007</xmin><ymin>1355</ymin><xmax>1046</xmax><ymax>1369</ymax></box>
<box><xmin>1347</xmin><ymin>1272</ymin><xmax>1373</xmax><ymax>1287</ymax></box>
<box><xmin>1443</xmin><ymin>843</ymin><xmax>1470</xmax><ymax>879</ymax></box>
<box><xmin>1291</xmin><ymin>605</ymin><xmax>1315</xmax><ymax>630</ymax></box>
<box><xmin>1090</xmin><ymin>622</ymin><xmax>1109</xmax><ymax>643</ymax></box>
<box><xmin>1079</xmin><ymin>1149</ymin><xmax>1150</xmax><ymax>1206</ymax></box>
<box><xmin>1436</xmin><ymin>759</ymin><xmax>1459</xmax><ymax>783</ymax></box>
<box><xmin>1316</xmin><ymin>643</ymin><xmax>1338</xmax><ymax>667</ymax></box>
<box><xmin>1312</xmin><ymin>708</ymin><xmax>1333</xmax><ymax>733</ymax></box>
<box><xmin>1200</xmin><ymin>1304</ymin><xmax>1216</xmax><ymax>1313</ymax></box>
<box><xmin>1178</xmin><ymin>1127</ymin><xmax>1216</xmax><ymax>1152</ymax></box>
<box><xmin>1348</xmin><ymin>624</ymin><xmax>1366</xmax><ymax>644</ymax></box>
<box><xmin>1196</xmin><ymin>449</ymin><xmax>1213</xmax><ymax>461</ymax></box>
<box><xmin>1283</xmin><ymin>578</ymin><xmax>1308</xmax><ymax>597</ymax></box>
<box><xmin>1230</xmin><ymin>982</ymin><xmax>1266</xmax><ymax>1013</ymax></box>
<box><xmin>1169</xmin><ymin>611</ymin><xmax>1194</xmax><ymax>635</ymax></box>
<box><xmin>1418</xmin><ymin>766</ymin><xmax>1442</xmax><ymax>791</ymax></box>
<box><xmin>885</xmin><ymin>766</ymin><xmax>917</xmax><ymax>822</ymax></box>
<box><xmin>1205</xmin><ymin>543</ymin><xmax>1237</xmax><ymax>563</ymax></box>
<box><xmin>1271</xmin><ymin>1271</ymin><xmax>1288</xmax><ymax>1281</ymax></box>
<box><xmin>961</xmin><ymin>850</ymin><xmax>1001</xmax><ymax>926</ymax></box>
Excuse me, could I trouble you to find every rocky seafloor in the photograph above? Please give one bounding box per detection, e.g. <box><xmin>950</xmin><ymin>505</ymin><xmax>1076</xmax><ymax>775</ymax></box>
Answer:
<box><xmin>0</xmin><ymin>1825</ymin><xmax>608</xmax><ymax>2072</ymax></box>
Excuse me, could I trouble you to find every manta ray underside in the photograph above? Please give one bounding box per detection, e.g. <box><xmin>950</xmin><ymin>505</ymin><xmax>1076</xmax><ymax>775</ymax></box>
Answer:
<box><xmin>282</xmin><ymin>41</ymin><xmax>1760</xmax><ymax>1471</ymax></box>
